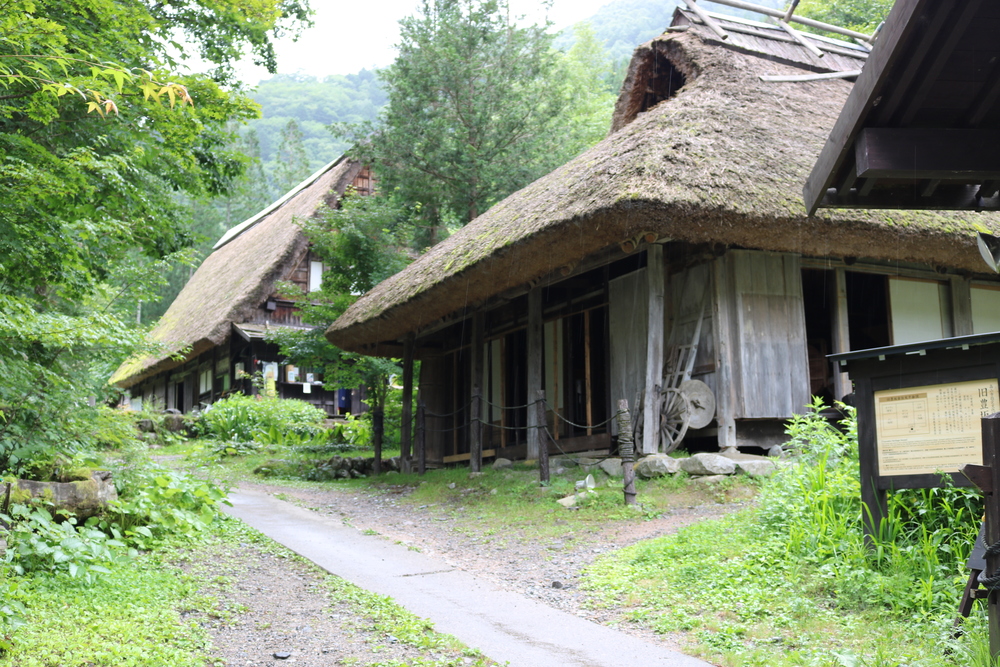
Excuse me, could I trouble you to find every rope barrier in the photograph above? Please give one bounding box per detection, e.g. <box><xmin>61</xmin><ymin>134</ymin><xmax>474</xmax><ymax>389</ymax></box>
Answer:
<box><xmin>423</xmin><ymin>401</ymin><xmax>472</xmax><ymax>419</ymax></box>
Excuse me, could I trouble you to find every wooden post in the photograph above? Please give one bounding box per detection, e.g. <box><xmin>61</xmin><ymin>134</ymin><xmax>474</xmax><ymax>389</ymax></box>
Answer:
<box><xmin>372</xmin><ymin>407</ymin><xmax>383</xmax><ymax>476</ymax></box>
<box><xmin>535</xmin><ymin>389</ymin><xmax>550</xmax><ymax>483</ymax></box>
<box><xmin>951</xmin><ymin>276</ymin><xmax>974</xmax><ymax>337</ymax></box>
<box><xmin>643</xmin><ymin>244</ymin><xmax>665</xmax><ymax>454</ymax></box>
<box><xmin>470</xmin><ymin>313</ymin><xmax>484</xmax><ymax>472</ymax></box>
<box><xmin>617</xmin><ymin>399</ymin><xmax>637</xmax><ymax>505</ymax></box>
<box><xmin>400</xmin><ymin>334</ymin><xmax>415</xmax><ymax>474</ymax></box>
<box><xmin>526</xmin><ymin>286</ymin><xmax>543</xmax><ymax>461</ymax></box>
<box><xmin>416</xmin><ymin>400</ymin><xmax>426</xmax><ymax>475</ymax></box>
<box><xmin>983</xmin><ymin>415</ymin><xmax>1000</xmax><ymax>656</ymax></box>
<box><xmin>831</xmin><ymin>268</ymin><xmax>852</xmax><ymax>401</ymax></box>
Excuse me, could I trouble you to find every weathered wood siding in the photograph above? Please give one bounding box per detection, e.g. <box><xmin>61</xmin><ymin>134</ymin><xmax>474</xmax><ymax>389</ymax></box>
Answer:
<box><xmin>668</xmin><ymin>262</ymin><xmax>716</xmax><ymax>398</ymax></box>
<box><xmin>716</xmin><ymin>250</ymin><xmax>810</xmax><ymax>420</ymax></box>
<box><xmin>608</xmin><ymin>268</ymin><xmax>648</xmax><ymax>433</ymax></box>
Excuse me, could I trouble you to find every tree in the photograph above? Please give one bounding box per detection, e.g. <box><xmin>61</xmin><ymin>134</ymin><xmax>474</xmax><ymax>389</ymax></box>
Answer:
<box><xmin>273</xmin><ymin>119</ymin><xmax>312</xmax><ymax>193</ymax></box>
<box><xmin>798</xmin><ymin>0</ymin><xmax>892</xmax><ymax>35</ymax></box>
<box><xmin>557</xmin><ymin>23</ymin><xmax>618</xmax><ymax>160</ymax></box>
<box><xmin>336</xmin><ymin>0</ymin><xmax>567</xmax><ymax>244</ymax></box>
<box><xmin>269</xmin><ymin>192</ymin><xmax>414</xmax><ymax>447</ymax></box>
<box><xmin>0</xmin><ymin>0</ymin><xmax>311</xmax><ymax>476</ymax></box>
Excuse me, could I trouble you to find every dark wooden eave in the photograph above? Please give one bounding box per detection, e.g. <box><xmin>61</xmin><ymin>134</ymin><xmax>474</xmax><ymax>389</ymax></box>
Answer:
<box><xmin>804</xmin><ymin>0</ymin><xmax>1000</xmax><ymax>214</ymax></box>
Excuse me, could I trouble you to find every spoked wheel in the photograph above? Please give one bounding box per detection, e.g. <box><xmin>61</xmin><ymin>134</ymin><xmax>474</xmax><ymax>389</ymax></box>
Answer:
<box><xmin>659</xmin><ymin>387</ymin><xmax>691</xmax><ymax>454</ymax></box>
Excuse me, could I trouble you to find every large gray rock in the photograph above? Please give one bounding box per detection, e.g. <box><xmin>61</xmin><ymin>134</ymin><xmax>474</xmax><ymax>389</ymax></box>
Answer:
<box><xmin>161</xmin><ymin>413</ymin><xmax>185</xmax><ymax>432</ymax></box>
<box><xmin>598</xmin><ymin>458</ymin><xmax>623</xmax><ymax>478</ymax></box>
<box><xmin>690</xmin><ymin>474</ymin><xmax>729</xmax><ymax>484</ymax></box>
<box><xmin>735</xmin><ymin>459</ymin><xmax>778</xmax><ymax>477</ymax></box>
<box><xmin>492</xmin><ymin>458</ymin><xmax>513</xmax><ymax>470</ymax></box>
<box><xmin>636</xmin><ymin>454</ymin><xmax>681</xmax><ymax>478</ymax></box>
<box><xmin>680</xmin><ymin>453</ymin><xmax>736</xmax><ymax>476</ymax></box>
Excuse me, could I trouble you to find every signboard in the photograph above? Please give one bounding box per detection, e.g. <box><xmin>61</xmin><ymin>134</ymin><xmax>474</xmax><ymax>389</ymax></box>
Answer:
<box><xmin>875</xmin><ymin>379</ymin><xmax>1000</xmax><ymax>476</ymax></box>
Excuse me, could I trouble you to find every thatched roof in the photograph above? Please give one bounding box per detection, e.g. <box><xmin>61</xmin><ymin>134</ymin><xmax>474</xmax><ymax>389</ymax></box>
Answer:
<box><xmin>326</xmin><ymin>13</ymin><xmax>1000</xmax><ymax>355</ymax></box>
<box><xmin>112</xmin><ymin>157</ymin><xmax>363</xmax><ymax>388</ymax></box>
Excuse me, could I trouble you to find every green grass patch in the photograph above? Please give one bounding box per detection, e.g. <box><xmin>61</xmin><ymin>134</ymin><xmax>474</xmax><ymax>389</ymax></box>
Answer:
<box><xmin>0</xmin><ymin>547</ymin><xmax>212</xmax><ymax>666</ymax></box>
<box><xmin>582</xmin><ymin>400</ymin><xmax>994</xmax><ymax>666</ymax></box>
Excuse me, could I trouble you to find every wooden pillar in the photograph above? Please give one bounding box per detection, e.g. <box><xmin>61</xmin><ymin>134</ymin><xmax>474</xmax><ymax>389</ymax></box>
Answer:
<box><xmin>535</xmin><ymin>389</ymin><xmax>550</xmax><ymax>483</ymax></box>
<box><xmin>642</xmin><ymin>244</ymin><xmax>665</xmax><ymax>454</ymax></box>
<box><xmin>526</xmin><ymin>286</ymin><xmax>543</xmax><ymax>461</ymax></box>
<box><xmin>951</xmin><ymin>275</ymin><xmax>974</xmax><ymax>337</ymax></box>
<box><xmin>713</xmin><ymin>255</ymin><xmax>737</xmax><ymax>449</ymax></box>
<box><xmin>400</xmin><ymin>334</ymin><xmax>415</xmax><ymax>473</ymax></box>
<box><xmin>416</xmin><ymin>399</ymin><xmax>426</xmax><ymax>475</ymax></box>
<box><xmin>985</xmin><ymin>415</ymin><xmax>1000</xmax><ymax>657</ymax></box>
<box><xmin>857</xmin><ymin>376</ymin><xmax>886</xmax><ymax>543</ymax></box>
<box><xmin>470</xmin><ymin>314</ymin><xmax>484</xmax><ymax>472</ymax></box>
<box><xmin>831</xmin><ymin>267</ymin><xmax>852</xmax><ymax>401</ymax></box>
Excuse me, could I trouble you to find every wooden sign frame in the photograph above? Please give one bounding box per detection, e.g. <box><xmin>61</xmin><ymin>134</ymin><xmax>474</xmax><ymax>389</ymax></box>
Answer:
<box><xmin>831</xmin><ymin>332</ymin><xmax>1000</xmax><ymax>537</ymax></box>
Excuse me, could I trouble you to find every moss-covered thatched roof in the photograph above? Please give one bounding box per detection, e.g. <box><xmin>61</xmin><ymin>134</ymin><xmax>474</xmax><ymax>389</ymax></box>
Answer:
<box><xmin>326</xmin><ymin>23</ymin><xmax>1000</xmax><ymax>355</ymax></box>
<box><xmin>112</xmin><ymin>157</ymin><xmax>362</xmax><ymax>388</ymax></box>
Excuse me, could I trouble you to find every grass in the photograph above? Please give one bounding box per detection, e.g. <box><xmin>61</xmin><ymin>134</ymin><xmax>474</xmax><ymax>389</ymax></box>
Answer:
<box><xmin>579</xmin><ymin>401</ymin><xmax>996</xmax><ymax>667</ymax></box>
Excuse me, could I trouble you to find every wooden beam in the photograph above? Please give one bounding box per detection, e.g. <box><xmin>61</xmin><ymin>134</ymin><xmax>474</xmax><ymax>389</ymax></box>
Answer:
<box><xmin>470</xmin><ymin>313</ymin><xmax>484</xmax><ymax>472</ymax></box>
<box><xmin>682</xmin><ymin>0</ymin><xmax>729</xmax><ymax>41</ymax></box>
<box><xmin>778</xmin><ymin>19</ymin><xmax>823</xmax><ymax>58</ymax></box>
<box><xmin>855</xmin><ymin>129</ymin><xmax>1000</xmax><ymax>181</ymax></box>
<box><xmin>951</xmin><ymin>276</ymin><xmax>974</xmax><ymax>337</ymax></box>
<box><xmin>831</xmin><ymin>268</ymin><xmax>851</xmax><ymax>401</ymax></box>
<box><xmin>803</xmin><ymin>0</ymin><xmax>940</xmax><ymax>214</ymax></box>
<box><xmin>526</xmin><ymin>286</ymin><xmax>543</xmax><ymax>460</ymax></box>
<box><xmin>818</xmin><ymin>183</ymin><xmax>1000</xmax><ymax>211</ymax></box>
<box><xmin>643</xmin><ymin>244</ymin><xmax>665</xmax><ymax>455</ymax></box>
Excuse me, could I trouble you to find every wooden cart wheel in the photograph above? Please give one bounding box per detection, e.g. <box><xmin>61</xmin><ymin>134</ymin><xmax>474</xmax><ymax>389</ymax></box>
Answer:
<box><xmin>659</xmin><ymin>387</ymin><xmax>691</xmax><ymax>454</ymax></box>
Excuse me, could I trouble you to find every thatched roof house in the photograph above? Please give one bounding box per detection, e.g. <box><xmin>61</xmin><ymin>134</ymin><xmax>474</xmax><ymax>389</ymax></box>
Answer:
<box><xmin>113</xmin><ymin>157</ymin><xmax>372</xmax><ymax>414</ymax></box>
<box><xmin>326</xmin><ymin>8</ymin><xmax>1000</xmax><ymax>465</ymax></box>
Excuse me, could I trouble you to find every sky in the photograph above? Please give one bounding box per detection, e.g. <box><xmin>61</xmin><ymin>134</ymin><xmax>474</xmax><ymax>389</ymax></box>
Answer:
<box><xmin>234</xmin><ymin>0</ymin><xmax>616</xmax><ymax>84</ymax></box>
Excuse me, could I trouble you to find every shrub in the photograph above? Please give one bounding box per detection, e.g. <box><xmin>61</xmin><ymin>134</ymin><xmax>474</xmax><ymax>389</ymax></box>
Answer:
<box><xmin>196</xmin><ymin>393</ymin><xmax>327</xmax><ymax>442</ymax></box>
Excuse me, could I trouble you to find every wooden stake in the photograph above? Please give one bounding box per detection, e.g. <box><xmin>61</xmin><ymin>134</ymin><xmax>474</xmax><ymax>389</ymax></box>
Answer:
<box><xmin>372</xmin><ymin>408</ymin><xmax>383</xmax><ymax>476</ymax></box>
<box><xmin>536</xmin><ymin>389</ymin><xmax>550</xmax><ymax>484</ymax></box>
<box><xmin>584</xmin><ymin>310</ymin><xmax>593</xmax><ymax>436</ymax></box>
<box><xmin>617</xmin><ymin>399</ymin><xmax>637</xmax><ymax>506</ymax></box>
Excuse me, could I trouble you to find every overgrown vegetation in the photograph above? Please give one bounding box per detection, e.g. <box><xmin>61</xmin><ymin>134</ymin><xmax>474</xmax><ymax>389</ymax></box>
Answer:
<box><xmin>583</xmin><ymin>399</ymin><xmax>990</xmax><ymax>666</ymax></box>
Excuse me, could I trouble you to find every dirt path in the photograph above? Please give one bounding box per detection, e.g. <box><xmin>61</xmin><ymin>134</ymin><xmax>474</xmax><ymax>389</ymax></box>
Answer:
<box><xmin>219</xmin><ymin>479</ymin><xmax>740</xmax><ymax>653</ymax></box>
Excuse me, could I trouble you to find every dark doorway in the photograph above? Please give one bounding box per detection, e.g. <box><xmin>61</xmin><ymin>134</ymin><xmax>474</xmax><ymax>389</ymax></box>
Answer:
<box><xmin>846</xmin><ymin>271</ymin><xmax>891</xmax><ymax>350</ymax></box>
<box><xmin>801</xmin><ymin>269</ymin><xmax>835</xmax><ymax>403</ymax></box>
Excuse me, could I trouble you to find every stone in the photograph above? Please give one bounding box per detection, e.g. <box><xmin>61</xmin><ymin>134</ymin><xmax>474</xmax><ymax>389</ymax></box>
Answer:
<box><xmin>273</xmin><ymin>651</ymin><xmax>291</xmax><ymax>659</ymax></box>
<box><xmin>447</xmin><ymin>482</ymin><xmax>457</xmax><ymax>489</ymax></box>
<box><xmin>552</xmin><ymin>581</ymin><xmax>563</xmax><ymax>589</ymax></box>
<box><xmin>690</xmin><ymin>474</ymin><xmax>728</xmax><ymax>484</ymax></box>
<box><xmin>136</xmin><ymin>418</ymin><xmax>155</xmax><ymax>433</ymax></box>
<box><xmin>556</xmin><ymin>490</ymin><xmax>596</xmax><ymax>508</ymax></box>
<box><xmin>735</xmin><ymin>459</ymin><xmax>778</xmax><ymax>477</ymax></box>
<box><xmin>13</xmin><ymin>472</ymin><xmax>118</xmax><ymax>519</ymax></box>
<box><xmin>553</xmin><ymin>466</ymin><xmax>567</xmax><ymax>476</ymax></box>
<box><xmin>635</xmin><ymin>454</ymin><xmax>681</xmax><ymax>478</ymax></box>
<box><xmin>161</xmin><ymin>413</ymin><xmax>185</xmax><ymax>432</ymax></box>
<box><xmin>468</xmin><ymin>471</ymin><xmax>484</xmax><ymax>478</ymax></box>
<box><xmin>598</xmin><ymin>458</ymin><xmax>623</xmax><ymax>478</ymax></box>
<box><xmin>680</xmin><ymin>453</ymin><xmax>736</xmax><ymax>476</ymax></box>
<box><xmin>768</xmin><ymin>445</ymin><xmax>784</xmax><ymax>458</ymax></box>
<box><xmin>551</xmin><ymin>456</ymin><xmax>578</xmax><ymax>468</ymax></box>
<box><xmin>492</xmin><ymin>458</ymin><xmax>513</xmax><ymax>470</ymax></box>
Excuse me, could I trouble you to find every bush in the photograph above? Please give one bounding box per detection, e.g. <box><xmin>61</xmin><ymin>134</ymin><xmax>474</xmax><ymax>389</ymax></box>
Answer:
<box><xmin>196</xmin><ymin>393</ymin><xmax>327</xmax><ymax>442</ymax></box>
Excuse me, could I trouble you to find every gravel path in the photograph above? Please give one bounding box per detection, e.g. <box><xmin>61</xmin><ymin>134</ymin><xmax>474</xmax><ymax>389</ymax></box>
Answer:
<box><xmin>190</xmin><ymin>476</ymin><xmax>742</xmax><ymax>665</ymax></box>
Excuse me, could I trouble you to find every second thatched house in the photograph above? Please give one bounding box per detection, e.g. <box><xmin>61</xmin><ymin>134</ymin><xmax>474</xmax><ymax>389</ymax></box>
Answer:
<box><xmin>325</xmin><ymin>7</ymin><xmax>1000</xmax><ymax>465</ymax></box>
<box><xmin>111</xmin><ymin>157</ymin><xmax>373</xmax><ymax>415</ymax></box>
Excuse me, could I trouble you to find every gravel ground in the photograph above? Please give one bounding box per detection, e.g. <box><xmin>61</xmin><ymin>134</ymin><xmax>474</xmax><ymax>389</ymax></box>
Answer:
<box><xmin>186</xmin><ymin>474</ymin><xmax>744</xmax><ymax>665</ymax></box>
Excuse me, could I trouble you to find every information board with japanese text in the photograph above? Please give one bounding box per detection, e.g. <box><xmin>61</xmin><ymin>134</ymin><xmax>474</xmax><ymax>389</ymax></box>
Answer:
<box><xmin>875</xmin><ymin>379</ymin><xmax>1000</xmax><ymax>476</ymax></box>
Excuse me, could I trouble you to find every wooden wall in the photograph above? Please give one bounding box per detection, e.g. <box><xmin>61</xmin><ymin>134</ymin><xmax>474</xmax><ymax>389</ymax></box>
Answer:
<box><xmin>715</xmin><ymin>250</ymin><xmax>811</xmax><ymax>429</ymax></box>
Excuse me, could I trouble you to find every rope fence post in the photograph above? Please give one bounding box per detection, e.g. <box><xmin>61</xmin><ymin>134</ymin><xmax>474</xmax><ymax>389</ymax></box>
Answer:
<box><xmin>535</xmin><ymin>389</ymin><xmax>550</xmax><ymax>484</ymax></box>
<box><xmin>372</xmin><ymin>407</ymin><xmax>383</xmax><ymax>476</ymax></box>
<box><xmin>617</xmin><ymin>399</ymin><xmax>638</xmax><ymax>506</ymax></box>
<box><xmin>416</xmin><ymin>400</ymin><xmax>426</xmax><ymax>475</ymax></box>
<box><xmin>470</xmin><ymin>385</ymin><xmax>482</xmax><ymax>473</ymax></box>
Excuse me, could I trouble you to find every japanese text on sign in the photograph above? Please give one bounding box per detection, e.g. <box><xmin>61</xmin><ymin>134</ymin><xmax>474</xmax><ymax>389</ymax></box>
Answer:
<box><xmin>874</xmin><ymin>379</ymin><xmax>999</xmax><ymax>476</ymax></box>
